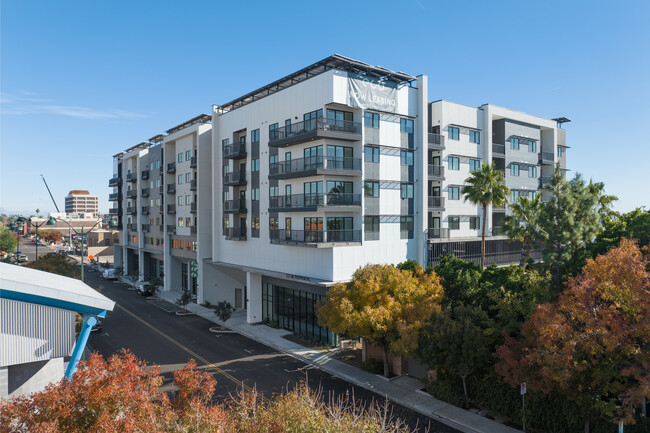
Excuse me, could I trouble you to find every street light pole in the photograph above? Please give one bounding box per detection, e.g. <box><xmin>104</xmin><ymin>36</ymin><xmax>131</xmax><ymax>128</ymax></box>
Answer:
<box><xmin>28</xmin><ymin>217</ymin><xmax>57</xmax><ymax>260</ymax></box>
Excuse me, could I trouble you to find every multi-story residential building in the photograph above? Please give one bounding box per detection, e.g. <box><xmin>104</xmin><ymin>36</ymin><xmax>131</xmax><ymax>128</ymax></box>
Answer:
<box><xmin>65</xmin><ymin>190</ymin><xmax>99</xmax><ymax>216</ymax></box>
<box><xmin>110</xmin><ymin>55</ymin><xmax>569</xmax><ymax>345</ymax></box>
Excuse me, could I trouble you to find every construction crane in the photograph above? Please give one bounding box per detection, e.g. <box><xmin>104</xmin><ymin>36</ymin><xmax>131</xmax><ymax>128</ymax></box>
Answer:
<box><xmin>41</xmin><ymin>175</ymin><xmax>60</xmax><ymax>212</ymax></box>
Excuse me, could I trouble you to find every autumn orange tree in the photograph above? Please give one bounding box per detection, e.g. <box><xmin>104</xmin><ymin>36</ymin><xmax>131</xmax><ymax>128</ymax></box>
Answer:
<box><xmin>317</xmin><ymin>263</ymin><xmax>444</xmax><ymax>377</ymax></box>
<box><xmin>495</xmin><ymin>238</ymin><xmax>650</xmax><ymax>426</ymax></box>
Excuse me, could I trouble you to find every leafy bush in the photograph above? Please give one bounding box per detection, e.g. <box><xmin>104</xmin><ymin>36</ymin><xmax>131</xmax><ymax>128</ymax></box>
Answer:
<box><xmin>214</xmin><ymin>301</ymin><xmax>233</xmax><ymax>322</ymax></box>
<box><xmin>26</xmin><ymin>253</ymin><xmax>80</xmax><ymax>278</ymax></box>
<box><xmin>359</xmin><ymin>358</ymin><xmax>383</xmax><ymax>375</ymax></box>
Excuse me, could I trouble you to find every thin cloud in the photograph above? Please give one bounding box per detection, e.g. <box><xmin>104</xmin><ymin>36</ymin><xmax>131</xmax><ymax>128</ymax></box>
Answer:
<box><xmin>1</xmin><ymin>92</ymin><xmax>148</xmax><ymax>119</ymax></box>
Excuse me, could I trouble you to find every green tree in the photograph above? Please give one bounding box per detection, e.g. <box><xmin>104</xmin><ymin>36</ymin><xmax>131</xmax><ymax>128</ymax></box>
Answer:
<box><xmin>503</xmin><ymin>196</ymin><xmax>542</xmax><ymax>267</ymax></box>
<box><xmin>317</xmin><ymin>264</ymin><xmax>444</xmax><ymax>377</ymax></box>
<box><xmin>417</xmin><ymin>304</ymin><xmax>493</xmax><ymax>407</ymax></box>
<box><xmin>26</xmin><ymin>253</ymin><xmax>80</xmax><ymax>278</ymax></box>
<box><xmin>588</xmin><ymin>179</ymin><xmax>618</xmax><ymax>221</ymax></box>
<box><xmin>0</xmin><ymin>227</ymin><xmax>18</xmax><ymax>254</ymax></box>
<box><xmin>461</xmin><ymin>163</ymin><xmax>510</xmax><ymax>268</ymax></box>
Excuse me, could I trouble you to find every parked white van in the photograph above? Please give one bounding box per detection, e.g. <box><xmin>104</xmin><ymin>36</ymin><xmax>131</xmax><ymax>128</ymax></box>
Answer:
<box><xmin>102</xmin><ymin>269</ymin><xmax>117</xmax><ymax>280</ymax></box>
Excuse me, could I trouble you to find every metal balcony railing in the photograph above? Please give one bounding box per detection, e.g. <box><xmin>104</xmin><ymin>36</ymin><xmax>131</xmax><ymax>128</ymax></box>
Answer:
<box><xmin>224</xmin><ymin>199</ymin><xmax>247</xmax><ymax>213</ymax></box>
<box><xmin>141</xmin><ymin>170</ymin><xmax>149</xmax><ymax>180</ymax></box>
<box><xmin>141</xmin><ymin>188</ymin><xmax>149</xmax><ymax>197</ymax></box>
<box><xmin>269</xmin><ymin>193</ymin><xmax>361</xmax><ymax>210</ymax></box>
<box><xmin>108</xmin><ymin>177</ymin><xmax>122</xmax><ymax>187</ymax></box>
<box><xmin>190</xmin><ymin>156</ymin><xmax>197</xmax><ymax>168</ymax></box>
<box><xmin>190</xmin><ymin>226</ymin><xmax>197</xmax><ymax>235</ymax></box>
<box><xmin>492</xmin><ymin>143</ymin><xmax>506</xmax><ymax>155</ymax></box>
<box><xmin>270</xmin><ymin>229</ymin><xmax>361</xmax><ymax>244</ymax></box>
<box><xmin>269</xmin><ymin>116</ymin><xmax>362</xmax><ymax>147</ymax></box>
<box><xmin>190</xmin><ymin>202</ymin><xmax>197</xmax><ymax>213</ymax></box>
<box><xmin>223</xmin><ymin>141</ymin><xmax>247</xmax><ymax>159</ymax></box>
<box><xmin>167</xmin><ymin>184</ymin><xmax>176</xmax><ymax>194</ymax></box>
<box><xmin>269</xmin><ymin>156</ymin><xmax>362</xmax><ymax>179</ymax></box>
<box><xmin>223</xmin><ymin>170</ymin><xmax>246</xmax><ymax>186</ymax></box>
<box><xmin>190</xmin><ymin>179</ymin><xmax>197</xmax><ymax>191</ymax></box>
<box><xmin>540</xmin><ymin>152</ymin><xmax>554</xmax><ymax>164</ymax></box>
<box><xmin>126</xmin><ymin>173</ymin><xmax>138</xmax><ymax>183</ymax></box>
<box><xmin>126</xmin><ymin>189</ymin><xmax>137</xmax><ymax>198</ymax></box>
<box><xmin>109</xmin><ymin>208</ymin><xmax>119</xmax><ymax>215</ymax></box>
<box><xmin>428</xmin><ymin>165</ymin><xmax>445</xmax><ymax>179</ymax></box>
<box><xmin>428</xmin><ymin>133</ymin><xmax>445</xmax><ymax>150</ymax></box>
<box><xmin>142</xmin><ymin>224</ymin><xmax>150</xmax><ymax>232</ymax></box>
<box><xmin>167</xmin><ymin>162</ymin><xmax>176</xmax><ymax>173</ymax></box>
<box><xmin>428</xmin><ymin>196</ymin><xmax>445</xmax><ymax>210</ymax></box>
<box><xmin>167</xmin><ymin>204</ymin><xmax>176</xmax><ymax>214</ymax></box>
<box><xmin>108</xmin><ymin>193</ymin><xmax>119</xmax><ymax>201</ymax></box>
<box><xmin>141</xmin><ymin>206</ymin><xmax>149</xmax><ymax>215</ymax></box>
<box><xmin>166</xmin><ymin>225</ymin><xmax>176</xmax><ymax>234</ymax></box>
<box><xmin>225</xmin><ymin>227</ymin><xmax>247</xmax><ymax>240</ymax></box>
<box><xmin>127</xmin><ymin>207</ymin><xmax>137</xmax><ymax>215</ymax></box>
<box><xmin>427</xmin><ymin>228</ymin><xmax>450</xmax><ymax>240</ymax></box>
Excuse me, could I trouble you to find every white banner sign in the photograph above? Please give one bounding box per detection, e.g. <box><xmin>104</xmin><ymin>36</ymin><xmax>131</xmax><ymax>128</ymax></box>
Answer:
<box><xmin>347</xmin><ymin>74</ymin><xmax>398</xmax><ymax>113</ymax></box>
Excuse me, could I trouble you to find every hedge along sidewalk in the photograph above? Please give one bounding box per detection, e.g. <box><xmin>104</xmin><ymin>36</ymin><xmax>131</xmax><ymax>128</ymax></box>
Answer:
<box><xmin>156</xmin><ymin>290</ymin><xmax>522</xmax><ymax>433</ymax></box>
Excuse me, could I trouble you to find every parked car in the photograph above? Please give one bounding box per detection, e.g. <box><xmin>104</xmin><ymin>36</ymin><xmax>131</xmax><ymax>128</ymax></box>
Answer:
<box><xmin>102</xmin><ymin>269</ymin><xmax>117</xmax><ymax>280</ymax></box>
<box><xmin>15</xmin><ymin>252</ymin><xmax>28</xmax><ymax>262</ymax></box>
<box><xmin>135</xmin><ymin>282</ymin><xmax>156</xmax><ymax>297</ymax></box>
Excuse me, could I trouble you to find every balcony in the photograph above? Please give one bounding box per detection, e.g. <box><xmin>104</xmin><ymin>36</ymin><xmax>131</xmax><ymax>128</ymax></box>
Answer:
<box><xmin>268</xmin><ymin>117</ymin><xmax>362</xmax><ymax>148</ymax></box>
<box><xmin>540</xmin><ymin>177</ymin><xmax>551</xmax><ymax>188</ymax></box>
<box><xmin>167</xmin><ymin>184</ymin><xmax>176</xmax><ymax>194</ymax></box>
<box><xmin>108</xmin><ymin>177</ymin><xmax>122</xmax><ymax>187</ymax></box>
<box><xmin>492</xmin><ymin>226</ymin><xmax>505</xmax><ymax>236</ymax></box>
<box><xmin>126</xmin><ymin>189</ymin><xmax>137</xmax><ymax>198</ymax></box>
<box><xmin>190</xmin><ymin>156</ymin><xmax>197</xmax><ymax>168</ymax></box>
<box><xmin>190</xmin><ymin>179</ymin><xmax>197</xmax><ymax>191</ymax></box>
<box><xmin>167</xmin><ymin>162</ymin><xmax>176</xmax><ymax>173</ymax></box>
<box><xmin>128</xmin><ymin>223</ymin><xmax>138</xmax><ymax>232</ymax></box>
<box><xmin>166</xmin><ymin>225</ymin><xmax>176</xmax><ymax>234</ymax></box>
<box><xmin>540</xmin><ymin>152</ymin><xmax>554</xmax><ymax>165</ymax></box>
<box><xmin>428</xmin><ymin>196</ymin><xmax>445</xmax><ymax>211</ymax></box>
<box><xmin>223</xmin><ymin>142</ymin><xmax>247</xmax><ymax>159</ymax></box>
<box><xmin>127</xmin><ymin>206</ymin><xmax>137</xmax><ymax>215</ymax></box>
<box><xmin>270</xmin><ymin>229</ymin><xmax>361</xmax><ymax>246</ymax></box>
<box><xmin>269</xmin><ymin>193</ymin><xmax>361</xmax><ymax>212</ymax></box>
<box><xmin>427</xmin><ymin>228</ymin><xmax>450</xmax><ymax>240</ymax></box>
<box><xmin>167</xmin><ymin>204</ymin><xmax>176</xmax><ymax>214</ymax></box>
<box><xmin>225</xmin><ymin>227</ymin><xmax>247</xmax><ymax>240</ymax></box>
<box><xmin>158</xmin><ymin>185</ymin><xmax>164</xmax><ymax>194</ymax></box>
<box><xmin>428</xmin><ymin>165</ymin><xmax>445</xmax><ymax>181</ymax></box>
<box><xmin>142</xmin><ymin>223</ymin><xmax>150</xmax><ymax>232</ymax></box>
<box><xmin>190</xmin><ymin>202</ymin><xmax>197</xmax><ymax>213</ymax></box>
<box><xmin>109</xmin><ymin>208</ymin><xmax>119</xmax><ymax>215</ymax></box>
<box><xmin>126</xmin><ymin>173</ymin><xmax>138</xmax><ymax>183</ymax></box>
<box><xmin>428</xmin><ymin>133</ymin><xmax>445</xmax><ymax>151</ymax></box>
<box><xmin>224</xmin><ymin>199</ymin><xmax>247</xmax><ymax>214</ymax></box>
<box><xmin>223</xmin><ymin>170</ymin><xmax>246</xmax><ymax>186</ymax></box>
<box><xmin>141</xmin><ymin>188</ymin><xmax>149</xmax><ymax>198</ymax></box>
<box><xmin>190</xmin><ymin>226</ymin><xmax>197</xmax><ymax>235</ymax></box>
<box><xmin>159</xmin><ymin>225</ymin><xmax>164</xmax><ymax>232</ymax></box>
<box><xmin>492</xmin><ymin>143</ymin><xmax>506</xmax><ymax>156</ymax></box>
<box><xmin>108</xmin><ymin>193</ymin><xmax>119</xmax><ymax>201</ymax></box>
<box><xmin>141</xmin><ymin>206</ymin><xmax>149</xmax><ymax>215</ymax></box>
<box><xmin>269</xmin><ymin>156</ymin><xmax>362</xmax><ymax>180</ymax></box>
<box><xmin>141</xmin><ymin>170</ymin><xmax>149</xmax><ymax>180</ymax></box>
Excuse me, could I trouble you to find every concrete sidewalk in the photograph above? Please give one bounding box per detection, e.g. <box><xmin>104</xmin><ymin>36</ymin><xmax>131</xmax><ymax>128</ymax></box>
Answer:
<box><xmin>156</xmin><ymin>290</ymin><xmax>521</xmax><ymax>433</ymax></box>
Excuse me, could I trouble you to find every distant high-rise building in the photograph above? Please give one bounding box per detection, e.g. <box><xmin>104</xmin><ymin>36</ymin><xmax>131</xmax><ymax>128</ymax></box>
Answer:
<box><xmin>65</xmin><ymin>190</ymin><xmax>99</xmax><ymax>216</ymax></box>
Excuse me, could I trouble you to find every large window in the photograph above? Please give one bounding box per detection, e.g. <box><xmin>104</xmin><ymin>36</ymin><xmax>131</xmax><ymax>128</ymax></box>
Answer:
<box><xmin>177</xmin><ymin>196</ymin><xmax>183</xmax><ymax>206</ymax></box>
<box><xmin>469</xmin><ymin>130</ymin><xmax>480</xmax><ymax>144</ymax></box>
<box><xmin>326</xmin><ymin>109</ymin><xmax>352</xmax><ymax>128</ymax></box>
<box><xmin>304</xmin><ymin>145</ymin><xmax>323</xmax><ymax>169</ymax></box>
<box><xmin>185</xmin><ymin>173</ymin><xmax>191</xmax><ymax>183</ymax></box>
<box><xmin>448</xmin><ymin>187</ymin><xmax>460</xmax><ymax>200</ymax></box>
<box><xmin>304</xmin><ymin>181</ymin><xmax>323</xmax><ymax>206</ymax></box>
<box><xmin>185</xmin><ymin>150</ymin><xmax>191</xmax><ymax>161</ymax></box>
<box><xmin>269</xmin><ymin>217</ymin><xmax>278</xmax><ymax>230</ymax></box>
<box><xmin>510</xmin><ymin>137</ymin><xmax>520</xmax><ymax>150</ymax></box>
<box><xmin>448</xmin><ymin>157</ymin><xmax>460</xmax><ymax>170</ymax></box>
<box><xmin>364</xmin><ymin>112</ymin><xmax>379</xmax><ymax>128</ymax></box>
<box><xmin>470</xmin><ymin>216</ymin><xmax>480</xmax><ymax>230</ymax></box>
<box><xmin>511</xmin><ymin>190</ymin><xmax>520</xmax><ymax>202</ymax></box>
<box><xmin>251</xmin><ymin>129</ymin><xmax>260</xmax><ymax>143</ymax></box>
<box><xmin>178</xmin><ymin>174</ymin><xmax>183</xmax><ymax>185</ymax></box>
<box><xmin>400</xmin><ymin>150</ymin><xmax>414</xmax><ymax>166</ymax></box>
<box><xmin>469</xmin><ymin>159</ymin><xmax>481</xmax><ymax>172</ymax></box>
<box><xmin>400</xmin><ymin>216</ymin><xmax>414</xmax><ymax>239</ymax></box>
<box><xmin>364</xmin><ymin>146</ymin><xmax>379</xmax><ymax>162</ymax></box>
<box><xmin>448</xmin><ymin>126</ymin><xmax>459</xmax><ymax>141</ymax></box>
<box><xmin>327</xmin><ymin>145</ymin><xmax>353</xmax><ymax>169</ymax></box>
<box><xmin>251</xmin><ymin>159</ymin><xmax>259</xmax><ymax>172</ymax></box>
<box><xmin>510</xmin><ymin>164</ymin><xmax>520</xmax><ymax>176</ymax></box>
<box><xmin>400</xmin><ymin>183</ymin><xmax>414</xmax><ymax>199</ymax></box>
<box><xmin>178</xmin><ymin>153</ymin><xmax>183</xmax><ymax>163</ymax></box>
<box><xmin>400</xmin><ymin>118</ymin><xmax>414</xmax><ymax>133</ymax></box>
<box><xmin>528</xmin><ymin>140</ymin><xmax>537</xmax><ymax>153</ymax></box>
<box><xmin>449</xmin><ymin>216</ymin><xmax>460</xmax><ymax>230</ymax></box>
<box><xmin>528</xmin><ymin>166</ymin><xmax>537</xmax><ymax>178</ymax></box>
<box><xmin>364</xmin><ymin>181</ymin><xmax>379</xmax><ymax>197</ymax></box>
<box><xmin>269</xmin><ymin>123</ymin><xmax>279</xmax><ymax>140</ymax></box>
<box><xmin>364</xmin><ymin>216</ymin><xmax>379</xmax><ymax>234</ymax></box>
<box><xmin>558</xmin><ymin>147</ymin><xmax>563</xmax><ymax>157</ymax></box>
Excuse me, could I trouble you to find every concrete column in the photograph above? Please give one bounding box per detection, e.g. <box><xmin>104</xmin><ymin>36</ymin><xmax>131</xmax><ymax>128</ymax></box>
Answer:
<box><xmin>246</xmin><ymin>271</ymin><xmax>262</xmax><ymax>323</ymax></box>
<box><xmin>416</xmin><ymin>75</ymin><xmax>429</xmax><ymax>267</ymax></box>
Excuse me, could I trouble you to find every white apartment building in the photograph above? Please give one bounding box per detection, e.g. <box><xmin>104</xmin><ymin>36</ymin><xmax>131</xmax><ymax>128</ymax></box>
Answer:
<box><xmin>65</xmin><ymin>190</ymin><xmax>99</xmax><ymax>216</ymax></box>
<box><xmin>110</xmin><ymin>55</ymin><xmax>569</xmax><ymax>345</ymax></box>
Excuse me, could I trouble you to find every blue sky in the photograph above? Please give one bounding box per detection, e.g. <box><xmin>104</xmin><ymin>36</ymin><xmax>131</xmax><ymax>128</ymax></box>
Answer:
<box><xmin>1</xmin><ymin>0</ymin><xmax>648</xmax><ymax>215</ymax></box>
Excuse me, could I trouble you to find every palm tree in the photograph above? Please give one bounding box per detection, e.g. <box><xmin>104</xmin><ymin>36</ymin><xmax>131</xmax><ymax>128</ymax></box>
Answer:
<box><xmin>587</xmin><ymin>180</ymin><xmax>618</xmax><ymax>221</ymax></box>
<box><xmin>462</xmin><ymin>163</ymin><xmax>510</xmax><ymax>268</ymax></box>
<box><xmin>503</xmin><ymin>196</ymin><xmax>542</xmax><ymax>267</ymax></box>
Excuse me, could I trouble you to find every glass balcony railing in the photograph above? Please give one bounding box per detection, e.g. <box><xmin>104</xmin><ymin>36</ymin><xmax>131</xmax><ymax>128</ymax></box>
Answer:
<box><xmin>269</xmin><ymin>155</ymin><xmax>361</xmax><ymax>178</ymax></box>
<box><xmin>269</xmin><ymin>117</ymin><xmax>362</xmax><ymax>147</ymax></box>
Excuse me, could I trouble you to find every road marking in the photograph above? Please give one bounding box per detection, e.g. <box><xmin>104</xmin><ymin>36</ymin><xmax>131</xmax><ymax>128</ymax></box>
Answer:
<box><xmin>116</xmin><ymin>303</ymin><xmax>266</xmax><ymax>401</ymax></box>
<box><xmin>243</xmin><ymin>349</ymin><xmax>254</xmax><ymax>354</ymax></box>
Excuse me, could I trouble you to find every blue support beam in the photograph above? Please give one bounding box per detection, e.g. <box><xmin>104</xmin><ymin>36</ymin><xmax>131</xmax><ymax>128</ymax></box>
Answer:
<box><xmin>65</xmin><ymin>314</ymin><xmax>97</xmax><ymax>379</ymax></box>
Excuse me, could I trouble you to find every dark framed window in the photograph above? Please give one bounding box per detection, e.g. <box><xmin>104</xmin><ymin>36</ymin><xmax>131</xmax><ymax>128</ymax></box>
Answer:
<box><xmin>185</xmin><ymin>150</ymin><xmax>191</xmax><ymax>161</ymax></box>
<box><xmin>251</xmin><ymin>159</ymin><xmax>259</xmax><ymax>172</ymax></box>
<box><xmin>449</xmin><ymin>216</ymin><xmax>460</xmax><ymax>230</ymax></box>
<box><xmin>285</xmin><ymin>119</ymin><xmax>292</xmax><ymax>133</ymax></box>
<box><xmin>177</xmin><ymin>153</ymin><xmax>183</xmax><ymax>163</ymax></box>
<box><xmin>400</xmin><ymin>150</ymin><xmax>414</xmax><ymax>166</ymax></box>
<box><xmin>448</xmin><ymin>126</ymin><xmax>459</xmax><ymax>140</ymax></box>
<box><xmin>448</xmin><ymin>157</ymin><xmax>460</xmax><ymax>170</ymax></box>
<box><xmin>269</xmin><ymin>123</ymin><xmax>279</xmax><ymax>140</ymax></box>
<box><xmin>558</xmin><ymin>147</ymin><xmax>563</xmax><ymax>157</ymax></box>
<box><xmin>511</xmin><ymin>190</ymin><xmax>520</xmax><ymax>202</ymax></box>
<box><xmin>510</xmin><ymin>137</ymin><xmax>520</xmax><ymax>150</ymax></box>
<box><xmin>222</xmin><ymin>138</ymin><xmax>229</xmax><ymax>149</ymax></box>
<box><xmin>400</xmin><ymin>118</ymin><xmax>414</xmax><ymax>133</ymax></box>
<box><xmin>400</xmin><ymin>216</ymin><xmax>414</xmax><ymax>239</ymax></box>
<box><xmin>364</xmin><ymin>112</ymin><xmax>379</xmax><ymax>128</ymax></box>
<box><xmin>528</xmin><ymin>166</ymin><xmax>537</xmax><ymax>178</ymax></box>
<box><xmin>364</xmin><ymin>216</ymin><xmax>379</xmax><ymax>232</ymax></box>
<box><xmin>400</xmin><ymin>183</ymin><xmax>414</xmax><ymax>199</ymax></box>
<box><xmin>528</xmin><ymin>140</ymin><xmax>537</xmax><ymax>152</ymax></box>
<box><xmin>510</xmin><ymin>164</ymin><xmax>520</xmax><ymax>176</ymax></box>
<box><xmin>269</xmin><ymin>217</ymin><xmax>278</xmax><ymax>230</ymax></box>
<box><xmin>469</xmin><ymin>130</ymin><xmax>480</xmax><ymax>144</ymax></box>
<box><xmin>364</xmin><ymin>146</ymin><xmax>379</xmax><ymax>162</ymax></box>
<box><xmin>251</xmin><ymin>129</ymin><xmax>260</xmax><ymax>143</ymax></box>
<box><xmin>470</xmin><ymin>216</ymin><xmax>480</xmax><ymax>230</ymax></box>
<box><xmin>469</xmin><ymin>159</ymin><xmax>481</xmax><ymax>172</ymax></box>
<box><xmin>448</xmin><ymin>187</ymin><xmax>460</xmax><ymax>200</ymax></box>
<box><xmin>364</xmin><ymin>181</ymin><xmax>379</xmax><ymax>197</ymax></box>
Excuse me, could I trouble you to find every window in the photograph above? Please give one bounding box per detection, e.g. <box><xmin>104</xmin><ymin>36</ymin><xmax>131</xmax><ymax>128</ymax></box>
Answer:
<box><xmin>269</xmin><ymin>217</ymin><xmax>278</xmax><ymax>230</ymax></box>
<box><xmin>510</xmin><ymin>164</ymin><xmax>520</xmax><ymax>176</ymax></box>
<box><xmin>251</xmin><ymin>159</ymin><xmax>259</xmax><ymax>172</ymax></box>
<box><xmin>251</xmin><ymin>188</ymin><xmax>260</xmax><ymax>200</ymax></box>
<box><xmin>326</xmin><ymin>145</ymin><xmax>353</xmax><ymax>169</ymax></box>
<box><xmin>364</xmin><ymin>112</ymin><xmax>379</xmax><ymax>128</ymax></box>
<box><xmin>448</xmin><ymin>157</ymin><xmax>460</xmax><ymax>170</ymax></box>
<box><xmin>178</xmin><ymin>196</ymin><xmax>183</xmax><ymax>206</ymax></box>
<box><xmin>528</xmin><ymin>166</ymin><xmax>537</xmax><ymax>178</ymax></box>
<box><xmin>186</xmin><ymin>217</ymin><xmax>191</xmax><ymax>227</ymax></box>
<box><xmin>178</xmin><ymin>217</ymin><xmax>184</xmax><ymax>227</ymax></box>
<box><xmin>269</xmin><ymin>123</ymin><xmax>279</xmax><ymax>140</ymax></box>
<box><xmin>510</xmin><ymin>138</ymin><xmax>519</xmax><ymax>150</ymax></box>
<box><xmin>186</xmin><ymin>241</ymin><xmax>191</xmax><ymax>250</ymax></box>
<box><xmin>222</xmin><ymin>138</ymin><xmax>230</xmax><ymax>149</ymax></box>
<box><xmin>448</xmin><ymin>126</ymin><xmax>459</xmax><ymax>140</ymax></box>
<box><xmin>326</xmin><ymin>109</ymin><xmax>352</xmax><ymax>128</ymax></box>
<box><xmin>400</xmin><ymin>118</ymin><xmax>414</xmax><ymax>133</ymax></box>
<box><xmin>186</xmin><ymin>150</ymin><xmax>191</xmax><ymax>161</ymax></box>
<box><xmin>185</xmin><ymin>195</ymin><xmax>191</xmax><ymax>205</ymax></box>
<box><xmin>285</xmin><ymin>119</ymin><xmax>291</xmax><ymax>132</ymax></box>
<box><xmin>251</xmin><ymin>129</ymin><xmax>260</xmax><ymax>143</ymax></box>
<box><xmin>156</xmin><ymin>198</ymin><xmax>160</xmax><ymax>206</ymax></box>
<box><xmin>364</xmin><ymin>216</ymin><xmax>379</xmax><ymax>233</ymax></box>
<box><xmin>469</xmin><ymin>159</ymin><xmax>481</xmax><ymax>172</ymax></box>
<box><xmin>558</xmin><ymin>147</ymin><xmax>563</xmax><ymax>157</ymax></box>
<box><xmin>252</xmin><ymin>218</ymin><xmax>260</xmax><ymax>237</ymax></box>
<box><xmin>156</xmin><ymin>179</ymin><xmax>160</xmax><ymax>188</ymax></box>
<box><xmin>449</xmin><ymin>216</ymin><xmax>460</xmax><ymax>230</ymax></box>
<box><xmin>469</xmin><ymin>130</ymin><xmax>480</xmax><ymax>144</ymax></box>
<box><xmin>269</xmin><ymin>185</ymin><xmax>278</xmax><ymax>197</ymax></box>
<box><xmin>528</xmin><ymin>191</ymin><xmax>537</xmax><ymax>200</ymax></box>
<box><xmin>511</xmin><ymin>190</ymin><xmax>520</xmax><ymax>202</ymax></box>
<box><xmin>528</xmin><ymin>141</ymin><xmax>537</xmax><ymax>153</ymax></box>
<box><xmin>400</xmin><ymin>216</ymin><xmax>414</xmax><ymax>239</ymax></box>
<box><xmin>448</xmin><ymin>187</ymin><xmax>460</xmax><ymax>200</ymax></box>
<box><xmin>149</xmin><ymin>162</ymin><xmax>154</xmax><ymax>170</ymax></box>
<box><xmin>149</xmin><ymin>180</ymin><xmax>154</xmax><ymax>188</ymax></box>
<box><xmin>364</xmin><ymin>181</ymin><xmax>379</xmax><ymax>197</ymax></box>
<box><xmin>400</xmin><ymin>183</ymin><xmax>414</xmax><ymax>199</ymax></box>
<box><xmin>178</xmin><ymin>153</ymin><xmax>183</xmax><ymax>163</ymax></box>
<box><xmin>364</xmin><ymin>146</ymin><xmax>379</xmax><ymax>162</ymax></box>
<box><xmin>470</xmin><ymin>216</ymin><xmax>480</xmax><ymax>230</ymax></box>
<box><xmin>400</xmin><ymin>150</ymin><xmax>414</xmax><ymax>166</ymax></box>
<box><xmin>184</xmin><ymin>173</ymin><xmax>190</xmax><ymax>183</ymax></box>
<box><xmin>156</xmin><ymin>160</ymin><xmax>161</xmax><ymax>169</ymax></box>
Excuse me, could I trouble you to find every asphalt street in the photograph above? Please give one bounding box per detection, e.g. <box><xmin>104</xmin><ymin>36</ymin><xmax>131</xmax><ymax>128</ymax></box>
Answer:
<box><xmin>83</xmin><ymin>269</ymin><xmax>459</xmax><ymax>433</ymax></box>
